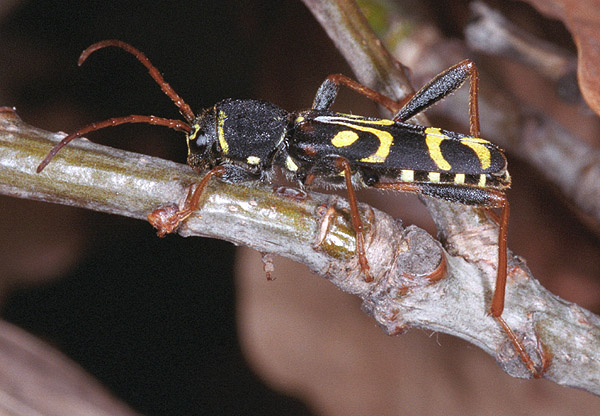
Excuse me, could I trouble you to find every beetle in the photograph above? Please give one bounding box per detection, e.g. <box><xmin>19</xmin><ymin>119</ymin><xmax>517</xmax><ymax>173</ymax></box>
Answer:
<box><xmin>36</xmin><ymin>40</ymin><xmax>540</xmax><ymax>377</ymax></box>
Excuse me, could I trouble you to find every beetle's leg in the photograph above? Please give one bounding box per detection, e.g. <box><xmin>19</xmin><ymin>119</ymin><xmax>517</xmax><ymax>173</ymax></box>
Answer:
<box><xmin>394</xmin><ymin>59</ymin><xmax>480</xmax><ymax>137</ymax></box>
<box><xmin>304</xmin><ymin>173</ymin><xmax>316</xmax><ymax>186</ymax></box>
<box><xmin>314</xmin><ymin>61</ymin><xmax>480</xmax><ymax>137</ymax></box>
<box><xmin>312</xmin><ymin>74</ymin><xmax>402</xmax><ymax>113</ymax></box>
<box><xmin>313</xmin><ymin>203</ymin><xmax>339</xmax><ymax>249</ymax></box>
<box><xmin>480</xmin><ymin>193</ymin><xmax>540</xmax><ymax>377</ymax></box>
<box><xmin>483</xmin><ymin>194</ymin><xmax>541</xmax><ymax>377</ymax></box>
<box><xmin>334</xmin><ymin>157</ymin><xmax>373</xmax><ymax>282</ymax></box>
<box><xmin>148</xmin><ymin>165</ymin><xmax>226</xmax><ymax>236</ymax></box>
<box><xmin>374</xmin><ymin>181</ymin><xmax>541</xmax><ymax>377</ymax></box>
<box><xmin>494</xmin><ymin>315</ymin><xmax>541</xmax><ymax>378</ymax></box>
<box><xmin>490</xmin><ymin>194</ymin><xmax>509</xmax><ymax>317</ymax></box>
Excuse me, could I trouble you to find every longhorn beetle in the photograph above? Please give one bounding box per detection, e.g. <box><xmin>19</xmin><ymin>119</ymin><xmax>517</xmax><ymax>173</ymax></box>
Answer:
<box><xmin>37</xmin><ymin>40</ymin><xmax>541</xmax><ymax>377</ymax></box>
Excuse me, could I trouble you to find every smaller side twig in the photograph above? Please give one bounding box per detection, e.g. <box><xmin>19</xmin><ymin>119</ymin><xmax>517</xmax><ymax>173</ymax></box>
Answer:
<box><xmin>466</xmin><ymin>1</ymin><xmax>579</xmax><ymax>104</ymax></box>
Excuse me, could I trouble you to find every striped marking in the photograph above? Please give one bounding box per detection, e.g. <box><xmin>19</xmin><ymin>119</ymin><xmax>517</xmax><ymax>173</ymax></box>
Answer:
<box><xmin>188</xmin><ymin>123</ymin><xmax>201</xmax><ymax>141</ymax></box>
<box><xmin>358</xmin><ymin>128</ymin><xmax>394</xmax><ymax>163</ymax></box>
<box><xmin>285</xmin><ymin>156</ymin><xmax>299</xmax><ymax>172</ymax></box>
<box><xmin>424</xmin><ymin>128</ymin><xmax>452</xmax><ymax>171</ymax></box>
<box><xmin>460</xmin><ymin>137</ymin><xmax>492</xmax><ymax>170</ymax></box>
<box><xmin>217</xmin><ymin>110</ymin><xmax>229</xmax><ymax>154</ymax></box>
<box><xmin>187</xmin><ymin>123</ymin><xmax>200</xmax><ymax>154</ymax></box>
<box><xmin>331</xmin><ymin>130</ymin><xmax>360</xmax><ymax>147</ymax></box>
<box><xmin>275</xmin><ymin>129</ymin><xmax>287</xmax><ymax>148</ymax></box>
<box><xmin>478</xmin><ymin>174</ymin><xmax>487</xmax><ymax>187</ymax></box>
<box><xmin>390</xmin><ymin>170</ymin><xmax>504</xmax><ymax>189</ymax></box>
<box><xmin>323</xmin><ymin>114</ymin><xmax>395</xmax><ymax>126</ymax></box>
<box><xmin>316</xmin><ymin>115</ymin><xmax>394</xmax><ymax>163</ymax></box>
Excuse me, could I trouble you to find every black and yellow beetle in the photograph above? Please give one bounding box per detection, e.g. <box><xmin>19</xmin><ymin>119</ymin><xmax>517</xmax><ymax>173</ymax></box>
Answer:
<box><xmin>37</xmin><ymin>40</ymin><xmax>538</xmax><ymax>377</ymax></box>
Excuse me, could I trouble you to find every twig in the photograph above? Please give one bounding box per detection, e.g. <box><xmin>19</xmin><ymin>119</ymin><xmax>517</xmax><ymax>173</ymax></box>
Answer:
<box><xmin>466</xmin><ymin>2</ymin><xmax>580</xmax><ymax>104</ymax></box>
<box><xmin>0</xmin><ymin>107</ymin><xmax>430</xmax><ymax>285</ymax></box>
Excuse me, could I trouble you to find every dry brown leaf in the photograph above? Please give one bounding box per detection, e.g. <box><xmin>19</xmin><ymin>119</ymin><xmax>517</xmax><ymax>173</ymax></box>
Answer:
<box><xmin>522</xmin><ymin>0</ymin><xmax>600</xmax><ymax>115</ymax></box>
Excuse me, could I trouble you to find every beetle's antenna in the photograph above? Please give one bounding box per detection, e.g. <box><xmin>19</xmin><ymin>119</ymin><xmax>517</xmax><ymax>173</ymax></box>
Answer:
<box><xmin>80</xmin><ymin>40</ymin><xmax>196</xmax><ymax>123</ymax></box>
<box><xmin>36</xmin><ymin>115</ymin><xmax>191</xmax><ymax>173</ymax></box>
<box><xmin>37</xmin><ymin>41</ymin><xmax>197</xmax><ymax>173</ymax></box>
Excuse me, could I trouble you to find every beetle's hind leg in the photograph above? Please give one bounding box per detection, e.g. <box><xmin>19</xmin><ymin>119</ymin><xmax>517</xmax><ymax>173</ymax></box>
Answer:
<box><xmin>373</xmin><ymin>181</ymin><xmax>543</xmax><ymax>377</ymax></box>
<box><xmin>309</xmin><ymin>157</ymin><xmax>373</xmax><ymax>282</ymax></box>
<box><xmin>394</xmin><ymin>60</ymin><xmax>480</xmax><ymax>137</ymax></box>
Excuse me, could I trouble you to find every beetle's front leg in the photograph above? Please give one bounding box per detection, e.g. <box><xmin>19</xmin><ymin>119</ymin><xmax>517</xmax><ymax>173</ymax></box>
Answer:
<box><xmin>148</xmin><ymin>164</ymin><xmax>266</xmax><ymax>236</ymax></box>
<box><xmin>147</xmin><ymin>166</ymin><xmax>227</xmax><ymax>236</ymax></box>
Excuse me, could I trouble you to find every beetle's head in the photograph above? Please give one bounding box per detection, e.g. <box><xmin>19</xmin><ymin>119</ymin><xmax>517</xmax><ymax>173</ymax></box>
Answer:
<box><xmin>186</xmin><ymin>107</ymin><xmax>220</xmax><ymax>171</ymax></box>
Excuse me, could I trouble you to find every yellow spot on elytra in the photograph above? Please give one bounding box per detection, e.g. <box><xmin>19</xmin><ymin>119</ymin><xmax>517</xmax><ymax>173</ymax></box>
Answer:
<box><xmin>424</xmin><ymin>128</ymin><xmax>451</xmax><ymax>171</ymax></box>
<box><xmin>454</xmin><ymin>173</ymin><xmax>465</xmax><ymax>184</ymax></box>
<box><xmin>246</xmin><ymin>156</ymin><xmax>260</xmax><ymax>165</ymax></box>
<box><xmin>331</xmin><ymin>130</ymin><xmax>359</xmax><ymax>147</ymax></box>
<box><xmin>358</xmin><ymin>127</ymin><xmax>393</xmax><ymax>163</ymax></box>
<box><xmin>461</xmin><ymin>137</ymin><xmax>491</xmax><ymax>170</ymax></box>
<box><xmin>217</xmin><ymin>110</ymin><xmax>228</xmax><ymax>154</ymax></box>
<box><xmin>401</xmin><ymin>169</ymin><xmax>414</xmax><ymax>182</ymax></box>
<box><xmin>428</xmin><ymin>172</ymin><xmax>441</xmax><ymax>182</ymax></box>
<box><xmin>295</xmin><ymin>116</ymin><xmax>305</xmax><ymax>123</ymax></box>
